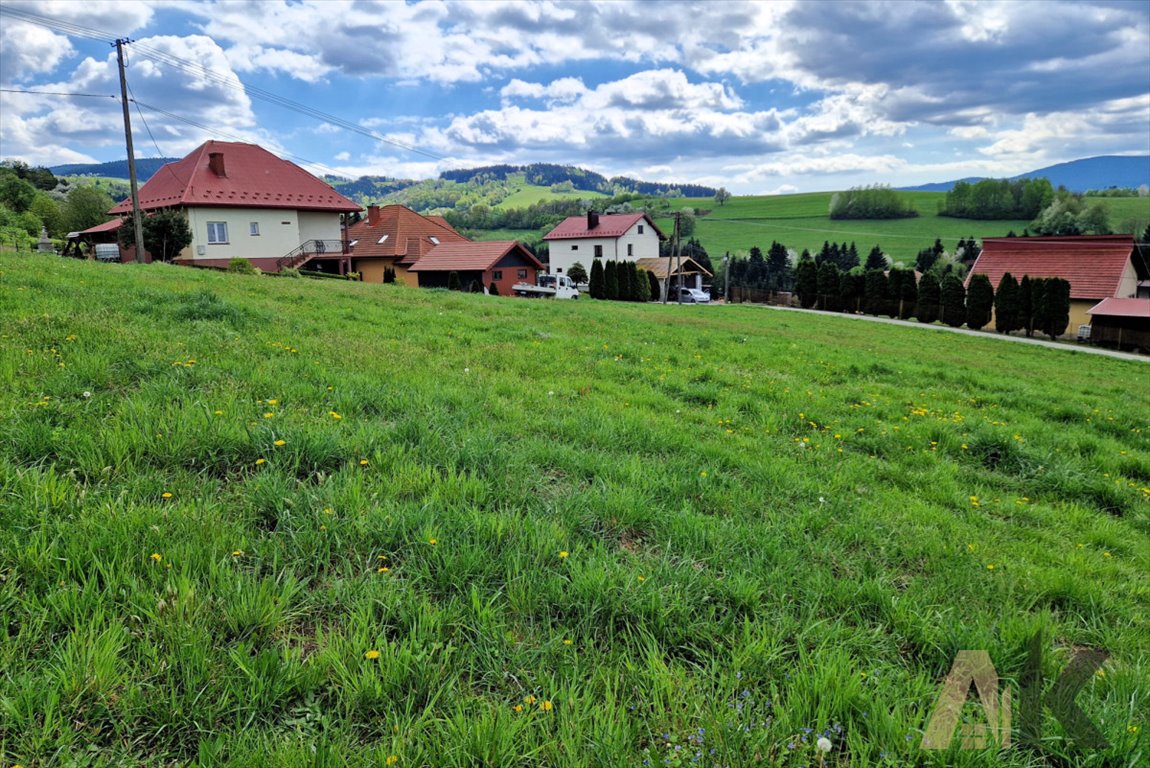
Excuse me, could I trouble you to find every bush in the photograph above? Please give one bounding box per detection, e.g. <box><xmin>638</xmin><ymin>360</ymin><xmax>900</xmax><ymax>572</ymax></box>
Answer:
<box><xmin>647</xmin><ymin>269</ymin><xmax>661</xmax><ymax>301</ymax></box>
<box><xmin>916</xmin><ymin>273</ymin><xmax>940</xmax><ymax>324</ymax></box>
<box><xmin>965</xmin><ymin>273</ymin><xmax>994</xmax><ymax>330</ymax></box>
<box><xmin>863</xmin><ymin>269</ymin><xmax>887</xmax><ymax>316</ymax></box>
<box><xmin>604</xmin><ymin>260</ymin><xmax>619</xmax><ymax>301</ymax></box>
<box><xmin>1042</xmin><ymin>278</ymin><xmax>1071</xmax><ymax>339</ymax></box>
<box><xmin>383</xmin><ymin>266</ymin><xmax>396</xmax><ymax>284</ymax></box>
<box><xmin>589</xmin><ymin>258</ymin><xmax>604</xmax><ymax>299</ymax></box>
<box><xmin>489</xmin><ymin>281</ymin><xmax>500</xmax><ymax>296</ymax></box>
<box><xmin>994</xmin><ymin>273</ymin><xmax>1020</xmax><ymax>334</ymax></box>
<box><xmin>829</xmin><ymin>185</ymin><xmax>918</xmax><ymax>220</ymax></box>
<box><xmin>940</xmin><ymin>274</ymin><xmax>967</xmax><ymax>328</ymax></box>
<box><xmin>447</xmin><ymin>271</ymin><xmax>461</xmax><ymax>291</ymax></box>
<box><xmin>568</xmin><ymin>261</ymin><xmax>588</xmax><ymax>285</ymax></box>
<box><xmin>227</xmin><ymin>258</ymin><xmax>260</xmax><ymax>275</ymax></box>
<box><xmin>279</xmin><ymin>267</ymin><xmax>301</xmax><ymax>279</ymax></box>
<box><xmin>795</xmin><ymin>255</ymin><xmax>818</xmax><ymax>308</ymax></box>
<box><xmin>636</xmin><ymin>268</ymin><xmax>651</xmax><ymax>302</ymax></box>
<box><xmin>1019</xmin><ymin>276</ymin><xmax>1035</xmax><ymax>336</ymax></box>
<box><xmin>816</xmin><ymin>261</ymin><xmax>840</xmax><ymax>311</ymax></box>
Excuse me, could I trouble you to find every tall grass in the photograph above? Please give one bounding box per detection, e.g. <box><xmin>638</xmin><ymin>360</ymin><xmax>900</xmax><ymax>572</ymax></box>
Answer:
<box><xmin>1</xmin><ymin>254</ymin><xmax>1146</xmax><ymax>766</ymax></box>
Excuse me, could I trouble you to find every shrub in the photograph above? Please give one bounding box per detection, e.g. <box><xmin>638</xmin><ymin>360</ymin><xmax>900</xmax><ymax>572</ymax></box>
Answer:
<box><xmin>568</xmin><ymin>261</ymin><xmax>588</xmax><ymax>285</ymax></box>
<box><xmin>636</xmin><ymin>268</ymin><xmax>651</xmax><ymax>302</ymax></box>
<box><xmin>863</xmin><ymin>269</ymin><xmax>887</xmax><ymax>316</ymax></box>
<box><xmin>383</xmin><ymin>266</ymin><xmax>396</xmax><ymax>284</ymax></box>
<box><xmin>897</xmin><ymin>269</ymin><xmax>918</xmax><ymax>320</ymax></box>
<box><xmin>839</xmin><ymin>270</ymin><xmax>865</xmax><ymax>313</ymax></box>
<box><xmin>227</xmin><ymin>258</ymin><xmax>260</xmax><ymax>275</ymax></box>
<box><xmin>965</xmin><ymin>273</ymin><xmax>994</xmax><ymax>331</ymax></box>
<box><xmin>589</xmin><ymin>258</ymin><xmax>604</xmax><ymax>299</ymax></box>
<box><xmin>647</xmin><ymin>269</ymin><xmax>661</xmax><ymax>301</ymax></box>
<box><xmin>1042</xmin><ymin>278</ymin><xmax>1071</xmax><ymax>339</ymax></box>
<box><xmin>816</xmin><ymin>261</ymin><xmax>840</xmax><ymax>311</ymax></box>
<box><xmin>447</xmin><ymin>271</ymin><xmax>461</xmax><ymax>291</ymax></box>
<box><xmin>488</xmin><ymin>281</ymin><xmax>500</xmax><ymax>296</ymax></box>
<box><xmin>1019</xmin><ymin>276</ymin><xmax>1035</xmax><ymax>336</ymax></box>
<box><xmin>795</xmin><ymin>255</ymin><xmax>818</xmax><ymax>308</ymax></box>
<box><xmin>916</xmin><ymin>273</ymin><xmax>940</xmax><ymax>324</ymax></box>
<box><xmin>279</xmin><ymin>267</ymin><xmax>301</xmax><ymax>279</ymax></box>
<box><xmin>940</xmin><ymin>274</ymin><xmax>967</xmax><ymax>328</ymax></box>
<box><xmin>994</xmin><ymin>273</ymin><xmax>1020</xmax><ymax>334</ymax></box>
<box><xmin>829</xmin><ymin>185</ymin><xmax>917</xmax><ymax>220</ymax></box>
<box><xmin>604</xmin><ymin>260</ymin><xmax>619</xmax><ymax>301</ymax></box>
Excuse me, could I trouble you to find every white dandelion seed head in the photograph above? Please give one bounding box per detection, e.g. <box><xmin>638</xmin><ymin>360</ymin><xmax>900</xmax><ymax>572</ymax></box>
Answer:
<box><xmin>817</xmin><ymin>736</ymin><xmax>832</xmax><ymax>752</ymax></box>
<box><xmin>82</xmin><ymin>391</ymin><xmax>91</xmax><ymax>398</ymax></box>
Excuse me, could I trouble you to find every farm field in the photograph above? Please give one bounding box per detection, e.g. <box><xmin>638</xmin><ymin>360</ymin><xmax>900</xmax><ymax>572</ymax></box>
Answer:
<box><xmin>1</xmin><ymin>253</ymin><xmax>1148</xmax><ymax>767</ymax></box>
<box><xmin>649</xmin><ymin>192</ymin><xmax>1150</xmax><ymax>264</ymax></box>
<box><xmin>493</xmin><ymin>174</ymin><xmax>607</xmax><ymax>210</ymax></box>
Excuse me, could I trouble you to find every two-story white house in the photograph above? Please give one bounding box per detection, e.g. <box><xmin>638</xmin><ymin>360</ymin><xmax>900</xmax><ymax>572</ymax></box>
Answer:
<box><xmin>542</xmin><ymin>212</ymin><xmax>665</xmax><ymax>278</ymax></box>
<box><xmin>107</xmin><ymin>140</ymin><xmax>360</xmax><ymax>272</ymax></box>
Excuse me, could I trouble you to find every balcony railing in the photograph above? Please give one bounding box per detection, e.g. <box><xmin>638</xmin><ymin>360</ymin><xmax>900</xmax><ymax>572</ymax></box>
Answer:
<box><xmin>275</xmin><ymin>239</ymin><xmax>349</xmax><ymax>271</ymax></box>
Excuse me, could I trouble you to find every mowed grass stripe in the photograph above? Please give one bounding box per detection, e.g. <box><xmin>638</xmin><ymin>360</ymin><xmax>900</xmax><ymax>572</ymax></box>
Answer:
<box><xmin>1</xmin><ymin>253</ymin><xmax>1147</xmax><ymax>767</ymax></box>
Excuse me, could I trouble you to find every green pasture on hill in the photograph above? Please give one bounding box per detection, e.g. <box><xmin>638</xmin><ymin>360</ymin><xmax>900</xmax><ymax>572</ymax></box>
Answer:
<box><xmin>493</xmin><ymin>174</ymin><xmax>608</xmax><ymax>210</ymax></box>
<box><xmin>651</xmin><ymin>192</ymin><xmax>1150</xmax><ymax>265</ymax></box>
<box><xmin>1</xmin><ymin>253</ymin><xmax>1148</xmax><ymax>767</ymax></box>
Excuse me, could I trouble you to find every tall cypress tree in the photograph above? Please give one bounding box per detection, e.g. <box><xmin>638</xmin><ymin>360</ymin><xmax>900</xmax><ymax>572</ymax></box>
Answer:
<box><xmin>865</xmin><ymin>246</ymin><xmax>887</xmax><ymax>271</ymax></box>
<box><xmin>840</xmin><ymin>270</ymin><xmax>865</xmax><ymax>314</ymax></box>
<box><xmin>618</xmin><ymin>261</ymin><xmax>633</xmax><ymax>301</ymax></box>
<box><xmin>636</xmin><ymin>268</ymin><xmax>651</xmax><ymax>302</ymax></box>
<box><xmin>795</xmin><ymin>255</ymin><xmax>819</xmax><ymax>308</ymax></box>
<box><xmin>1030</xmin><ymin>278</ymin><xmax>1049</xmax><ymax>338</ymax></box>
<box><xmin>1044</xmin><ymin>278</ymin><xmax>1071</xmax><ymax>339</ymax></box>
<box><xmin>916</xmin><ymin>272</ymin><xmax>941</xmax><ymax>324</ymax></box>
<box><xmin>647</xmin><ymin>270</ymin><xmax>661</xmax><ymax>302</ymax></box>
<box><xmin>899</xmin><ymin>270</ymin><xmax>918</xmax><ymax>320</ymax></box>
<box><xmin>816</xmin><ymin>261</ymin><xmax>840</xmax><ymax>311</ymax></box>
<box><xmin>966</xmin><ymin>273</ymin><xmax>994</xmax><ymax>330</ymax></box>
<box><xmin>886</xmin><ymin>268</ymin><xmax>905</xmax><ymax>317</ymax></box>
<box><xmin>863</xmin><ymin>269</ymin><xmax>888</xmax><ymax>316</ymax></box>
<box><xmin>604</xmin><ymin>260</ymin><xmax>619</xmax><ymax>301</ymax></box>
<box><xmin>589</xmin><ymin>258</ymin><xmax>605</xmax><ymax>299</ymax></box>
<box><xmin>940</xmin><ymin>274</ymin><xmax>967</xmax><ymax>328</ymax></box>
<box><xmin>994</xmin><ymin>273</ymin><xmax>1020</xmax><ymax>334</ymax></box>
<box><xmin>628</xmin><ymin>262</ymin><xmax>642</xmax><ymax>301</ymax></box>
<box><xmin>1019</xmin><ymin>275</ymin><xmax>1035</xmax><ymax>336</ymax></box>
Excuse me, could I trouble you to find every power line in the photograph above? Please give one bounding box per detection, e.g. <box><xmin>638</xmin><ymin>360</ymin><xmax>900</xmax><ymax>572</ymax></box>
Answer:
<box><xmin>1</xmin><ymin>5</ymin><xmax>446</xmax><ymax>162</ymax></box>
<box><xmin>0</xmin><ymin>88</ymin><xmax>117</xmax><ymax>99</ymax></box>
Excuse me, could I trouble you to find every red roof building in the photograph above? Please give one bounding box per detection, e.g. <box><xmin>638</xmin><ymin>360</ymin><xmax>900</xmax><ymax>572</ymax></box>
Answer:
<box><xmin>408</xmin><ymin>241</ymin><xmax>544</xmax><ymax>295</ymax></box>
<box><xmin>346</xmin><ymin>204</ymin><xmax>469</xmax><ymax>285</ymax></box>
<box><xmin>106</xmin><ymin>140</ymin><xmax>359</xmax><ymax>271</ymax></box>
<box><xmin>967</xmin><ymin>235</ymin><xmax>1148</xmax><ymax>334</ymax></box>
<box><xmin>543</xmin><ymin>211</ymin><xmax>666</xmax><ymax>279</ymax></box>
<box><xmin>1087</xmin><ymin>298</ymin><xmax>1150</xmax><ymax>351</ymax></box>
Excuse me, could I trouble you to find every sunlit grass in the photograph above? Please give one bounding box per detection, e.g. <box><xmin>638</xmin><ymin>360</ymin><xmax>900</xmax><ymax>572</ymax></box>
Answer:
<box><xmin>1</xmin><ymin>254</ymin><xmax>1147</xmax><ymax>766</ymax></box>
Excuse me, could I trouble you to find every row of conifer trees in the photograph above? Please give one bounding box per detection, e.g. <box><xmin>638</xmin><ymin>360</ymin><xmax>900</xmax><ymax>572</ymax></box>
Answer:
<box><xmin>588</xmin><ymin>258</ymin><xmax>661</xmax><ymax>302</ymax></box>
<box><xmin>793</xmin><ymin>258</ymin><xmax>1072</xmax><ymax>338</ymax></box>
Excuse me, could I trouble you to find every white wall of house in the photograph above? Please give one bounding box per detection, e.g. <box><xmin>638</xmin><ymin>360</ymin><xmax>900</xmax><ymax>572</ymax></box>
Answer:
<box><xmin>182</xmin><ymin>207</ymin><xmax>340</xmax><ymax>261</ymax></box>
<box><xmin>546</xmin><ymin>220</ymin><xmax>660</xmax><ymax>276</ymax></box>
<box><xmin>1116</xmin><ymin>259</ymin><xmax>1139</xmax><ymax>298</ymax></box>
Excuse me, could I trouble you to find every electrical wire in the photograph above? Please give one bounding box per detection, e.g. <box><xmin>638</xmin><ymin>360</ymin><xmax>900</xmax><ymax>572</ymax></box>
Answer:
<box><xmin>0</xmin><ymin>88</ymin><xmax>117</xmax><ymax>99</ymax></box>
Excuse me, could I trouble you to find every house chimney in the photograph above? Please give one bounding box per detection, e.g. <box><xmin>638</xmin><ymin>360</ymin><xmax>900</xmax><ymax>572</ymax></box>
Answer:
<box><xmin>208</xmin><ymin>152</ymin><xmax>226</xmax><ymax>177</ymax></box>
<box><xmin>367</xmin><ymin>205</ymin><xmax>380</xmax><ymax>226</ymax></box>
<box><xmin>587</xmin><ymin>210</ymin><xmax>599</xmax><ymax>230</ymax></box>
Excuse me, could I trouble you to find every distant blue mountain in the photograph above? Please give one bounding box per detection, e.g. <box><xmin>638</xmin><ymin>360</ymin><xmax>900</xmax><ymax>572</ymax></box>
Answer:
<box><xmin>50</xmin><ymin>158</ymin><xmax>179</xmax><ymax>181</ymax></box>
<box><xmin>900</xmin><ymin>155</ymin><xmax>1150</xmax><ymax>193</ymax></box>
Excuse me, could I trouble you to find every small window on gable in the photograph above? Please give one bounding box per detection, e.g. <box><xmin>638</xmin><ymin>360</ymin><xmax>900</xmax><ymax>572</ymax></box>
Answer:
<box><xmin>429</xmin><ymin>236</ymin><xmax>440</xmax><ymax>245</ymax></box>
<box><xmin>627</xmin><ymin>243</ymin><xmax>633</xmax><ymax>257</ymax></box>
<box><xmin>281</xmin><ymin>221</ymin><xmax>291</xmax><ymax>225</ymax></box>
<box><xmin>517</xmin><ymin>269</ymin><xmax>527</xmax><ymax>280</ymax></box>
<box><xmin>638</xmin><ymin>225</ymin><xmax>644</xmax><ymax>234</ymax></box>
<box><xmin>493</xmin><ymin>270</ymin><xmax>503</xmax><ymax>281</ymax></box>
<box><xmin>377</xmin><ymin>234</ymin><xmax>389</xmax><ymax>244</ymax></box>
<box><xmin>571</xmin><ymin>244</ymin><xmax>578</xmax><ymax>250</ymax></box>
<box><xmin>249</xmin><ymin>222</ymin><xmax>260</xmax><ymax>236</ymax></box>
<box><xmin>594</xmin><ymin>245</ymin><xmax>603</xmax><ymax>258</ymax></box>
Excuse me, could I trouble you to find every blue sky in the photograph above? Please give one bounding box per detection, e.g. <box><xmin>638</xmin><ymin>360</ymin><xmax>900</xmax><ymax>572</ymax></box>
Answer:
<box><xmin>1</xmin><ymin>0</ymin><xmax>1148</xmax><ymax>194</ymax></box>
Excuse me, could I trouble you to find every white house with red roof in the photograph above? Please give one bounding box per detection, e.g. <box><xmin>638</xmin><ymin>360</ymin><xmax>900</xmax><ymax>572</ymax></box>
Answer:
<box><xmin>107</xmin><ymin>140</ymin><xmax>360</xmax><ymax>271</ymax></box>
<box><xmin>967</xmin><ymin>235</ymin><xmax>1149</xmax><ymax>333</ymax></box>
<box><xmin>543</xmin><ymin>211</ymin><xmax>665</xmax><ymax>278</ymax></box>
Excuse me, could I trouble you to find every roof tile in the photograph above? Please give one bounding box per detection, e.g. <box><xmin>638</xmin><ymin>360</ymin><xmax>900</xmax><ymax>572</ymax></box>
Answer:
<box><xmin>968</xmin><ymin>236</ymin><xmax>1136</xmax><ymax>300</ymax></box>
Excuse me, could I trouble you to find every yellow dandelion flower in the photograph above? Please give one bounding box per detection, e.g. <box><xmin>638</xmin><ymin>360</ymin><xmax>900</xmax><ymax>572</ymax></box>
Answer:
<box><xmin>329</xmin><ymin>411</ymin><xmax>342</xmax><ymax>420</ymax></box>
<box><xmin>541</xmin><ymin>700</ymin><xmax>553</xmax><ymax>711</ymax></box>
<box><xmin>1095</xmin><ymin>668</ymin><xmax>1106</xmax><ymax>678</ymax></box>
<box><xmin>162</xmin><ymin>491</ymin><xmax>173</xmax><ymax>499</ymax></box>
<box><xmin>359</xmin><ymin>459</ymin><xmax>369</xmax><ymax>466</ymax></box>
<box><xmin>428</xmin><ymin>538</ymin><xmax>438</xmax><ymax>546</ymax></box>
<box><xmin>377</xmin><ymin>567</ymin><xmax>390</xmax><ymax>573</ymax></box>
<box><xmin>319</xmin><ymin>524</ymin><xmax>327</xmax><ymax>531</ymax></box>
<box><xmin>1129</xmin><ymin>725</ymin><xmax>1139</xmax><ymax>734</ymax></box>
<box><xmin>699</xmin><ymin>470</ymin><xmax>708</xmax><ymax>478</ymax></box>
<box><xmin>637</xmin><ymin>575</ymin><xmax>646</xmax><ymax>582</ymax></box>
<box><xmin>1103</xmin><ymin>551</ymin><xmax>1112</xmax><ymax>558</ymax></box>
<box><xmin>255</xmin><ymin>458</ymin><xmax>266</xmax><ymax>465</ymax></box>
<box><xmin>267</xmin><ymin>399</ymin><xmax>278</xmax><ymax>405</ymax></box>
<box><xmin>563</xmin><ymin>639</ymin><xmax>573</xmax><ymax>645</ymax></box>
<box><xmin>214</xmin><ymin>410</ymin><xmax>224</xmax><ymax>415</ymax></box>
<box><xmin>378</xmin><ymin>555</ymin><xmax>388</xmax><ymax>560</ymax></box>
<box><xmin>273</xmin><ymin>439</ymin><xmax>286</xmax><ymax>447</ymax></box>
<box><xmin>150</xmin><ymin>553</ymin><xmax>162</xmax><ymax>562</ymax></box>
<box><xmin>364</xmin><ymin>649</ymin><xmax>380</xmax><ymax>660</ymax></box>
<box><xmin>264</xmin><ymin>412</ymin><xmax>275</xmax><ymax>419</ymax></box>
<box><xmin>232</xmin><ymin>550</ymin><xmax>244</xmax><ymax>557</ymax></box>
<box><xmin>986</xmin><ymin>564</ymin><xmax>995</xmax><ymax>570</ymax></box>
<box><xmin>513</xmin><ymin>704</ymin><xmax>524</xmax><ymax>713</ymax></box>
<box><xmin>386</xmin><ymin>757</ymin><xmax>399</xmax><ymax>766</ymax></box>
<box><xmin>559</xmin><ymin>550</ymin><xmax>569</xmax><ymax>559</ymax></box>
<box><xmin>323</xmin><ymin>507</ymin><xmax>334</xmax><ymax>515</ymax></box>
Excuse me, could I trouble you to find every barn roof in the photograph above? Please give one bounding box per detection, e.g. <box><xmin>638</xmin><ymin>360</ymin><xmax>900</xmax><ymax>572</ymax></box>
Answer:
<box><xmin>544</xmin><ymin>212</ymin><xmax>665</xmax><ymax>241</ymax></box>
<box><xmin>967</xmin><ymin>235</ymin><xmax>1137</xmax><ymax>300</ymax></box>
<box><xmin>108</xmin><ymin>141</ymin><xmax>360</xmax><ymax>214</ymax></box>
<box><xmin>1087</xmin><ymin>297</ymin><xmax>1150</xmax><ymax>319</ymax></box>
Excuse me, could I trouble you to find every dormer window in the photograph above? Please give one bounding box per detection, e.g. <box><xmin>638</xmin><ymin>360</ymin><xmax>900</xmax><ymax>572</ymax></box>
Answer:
<box><xmin>377</xmin><ymin>234</ymin><xmax>389</xmax><ymax>244</ymax></box>
<box><xmin>429</xmin><ymin>236</ymin><xmax>440</xmax><ymax>245</ymax></box>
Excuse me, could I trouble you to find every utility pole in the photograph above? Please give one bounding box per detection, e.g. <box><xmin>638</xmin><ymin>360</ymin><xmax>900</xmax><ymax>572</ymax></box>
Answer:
<box><xmin>674</xmin><ymin>212</ymin><xmax>682</xmax><ymax>304</ymax></box>
<box><xmin>115</xmin><ymin>38</ymin><xmax>146</xmax><ymax>264</ymax></box>
<box><xmin>724</xmin><ymin>251</ymin><xmax>731</xmax><ymax>303</ymax></box>
<box><xmin>663</xmin><ymin>212</ymin><xmax>678</xmax><ymax>304</ymax></box>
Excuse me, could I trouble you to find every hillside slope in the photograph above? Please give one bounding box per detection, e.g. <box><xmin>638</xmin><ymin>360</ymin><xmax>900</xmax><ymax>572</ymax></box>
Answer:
<box><xmin>2</xmin><ymin>255</ymin><xmax>1147</xmax><ymax>765</ymax></box>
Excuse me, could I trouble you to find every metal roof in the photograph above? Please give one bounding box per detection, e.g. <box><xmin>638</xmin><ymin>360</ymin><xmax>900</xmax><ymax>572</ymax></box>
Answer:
<box><xmin>543</xmin><ymin>212</ymin><xmax>665</xmax><ymax>241</ymax></box>
<box><xmin>1087</xmin><ymin>297</ymin><xmax>1150</xmax><ymax>318</ymax></box>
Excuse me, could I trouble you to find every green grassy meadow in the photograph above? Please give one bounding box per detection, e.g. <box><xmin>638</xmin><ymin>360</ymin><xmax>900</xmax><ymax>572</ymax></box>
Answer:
<box><xmin>651</xmin><ymin>193</ymin><xmax>1150</xmax><ymax>264</ymax></box>
<box><xmin>493</xmin><ymin>175</ymin><xmax>607</xmax><ymax>211</ymax></box>
<box><xmin>1</xmin><ymin>254</ymin><xmax>1148</xmax><ymax>767</ymax></box>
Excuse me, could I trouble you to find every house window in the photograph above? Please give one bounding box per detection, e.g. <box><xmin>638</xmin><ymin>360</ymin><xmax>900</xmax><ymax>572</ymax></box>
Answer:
<box><xmin>571</xmin><ymin>245</ymin><xmax>578</xmax><ymax>250</ymax></box>
<box><xmin>627</xmin><ymin>243</ymin><xmax>633</xmax><ymax>257</ymax></box>
<box><xmin>493</xmin><ymin>270</ymin><xmax>503</xmax><ymax>280</ymax></box>
<box><xmin>594</xmin><ymin>245</ymin><xmax>603</xmax><ymax>258</ymax></box>
<box><xmin>638</xmin><ymin>225</ymin><xmax>644</xmax><ymax>234</ymax></box>
<box><xmin>377</xmin><ymin>234</ymin><xmax>389</xmax><ymax>244</ymax></box>
<box><xmin>517</xmin><ymin>269</ymin><xmax>527</xmax><ymax>280</ymax></box>
<box><xmin>429</xmin><ymin>236</ymin><xmax>440</xmax><ymax>245</ymax></box>
<box><xmin>207</xmin><ymin>222</ymin><xmax>228</xmax><ymax>244</ymax></box>
<box><xmin>249</xmin><ymin>222</ymin><xmax>260</xmax><ymax>236</ymax></box>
